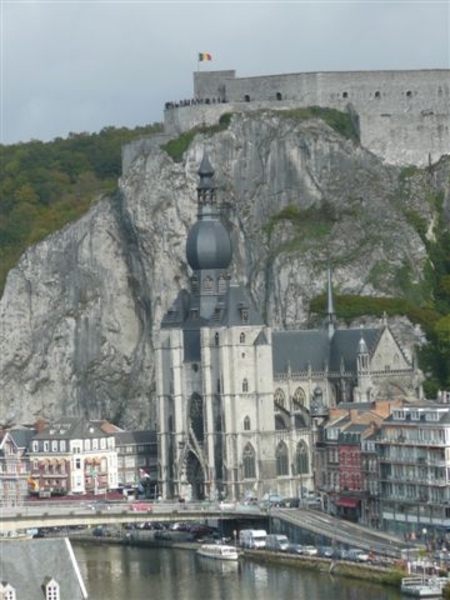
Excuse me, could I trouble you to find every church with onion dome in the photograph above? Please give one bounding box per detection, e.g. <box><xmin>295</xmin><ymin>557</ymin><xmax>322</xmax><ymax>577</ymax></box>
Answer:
<box><xmin>155</xmin><ymin>154</ymin><xmax>422</xmax><ymax>502</ymax></box>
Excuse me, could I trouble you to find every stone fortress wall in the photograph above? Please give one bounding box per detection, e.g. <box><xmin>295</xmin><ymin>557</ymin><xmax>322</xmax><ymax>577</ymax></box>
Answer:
<box><xmin>163</xmin><ymin>69</ymin><xmax>450</xmax><ymax>167</ymax></box>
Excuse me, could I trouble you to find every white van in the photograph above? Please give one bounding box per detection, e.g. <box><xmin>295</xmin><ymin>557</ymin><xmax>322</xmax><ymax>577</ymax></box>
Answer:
<box><xmin>265</xmin><ymin>534</ymin><xmax>290</xmax><ymax>552</ymax></box>
<box><xmin>239</xmin><ymin>529</ymin><xmax>267</xmax><ymax>549</ymax></box>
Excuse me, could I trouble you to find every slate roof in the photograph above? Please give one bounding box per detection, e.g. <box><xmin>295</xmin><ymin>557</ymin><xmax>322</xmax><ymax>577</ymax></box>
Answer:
<box><xmin>272</xmin><ymin>327</ymin><xmax>381</xmax><ymax>376</ymax></box>
<box><xmin>33</xmin><ymin>417</ymin><xmax>109</xmax><ymax>440</ymax></box>
<box><xmin>329</xmin><ymin>328</ymin><xmax>380</xmax><ymax>372</ymax></box>
<box><xmin>0</xmin><ymin>538</ymin><xmax>88</xmax><ymax>599</ymax></box>
<box><xmin>7</xmin><ymin>427</ymin><xmax>36</xmax><ymax>449</ymax></box>
<box><xmin>163</xmin><ymin>283</ymin><xmax>264</xmax><ymax>332</ymax></box>
<box><xmin>272</xmin><ymin>329</ymin><xmax>330</xmax><ymax>374</ymax></box>
<box><xmin>114</xmin><ymin>430</ymin><xmax>157</xmax><ymax>445</ymax></box>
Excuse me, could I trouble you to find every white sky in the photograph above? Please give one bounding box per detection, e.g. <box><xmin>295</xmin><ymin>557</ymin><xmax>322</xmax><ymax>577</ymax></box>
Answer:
<box><xmin>1</xmin><ymin>0</ymin><xmax>449</xmax><ymax>145</ymax></box>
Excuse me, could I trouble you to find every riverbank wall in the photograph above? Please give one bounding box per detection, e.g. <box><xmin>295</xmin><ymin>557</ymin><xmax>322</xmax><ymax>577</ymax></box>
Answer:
<box><xmin>71</xmin><ymin>533</ymin><xmax>406</xmax><ymax>588</ymax></box>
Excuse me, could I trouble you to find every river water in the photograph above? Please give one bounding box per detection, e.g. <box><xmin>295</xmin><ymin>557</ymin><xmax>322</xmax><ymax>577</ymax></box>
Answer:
<box><xmin>72</xmin><ymin>542</ymin><xmax>404</xmax><ymax>600</ymax></box>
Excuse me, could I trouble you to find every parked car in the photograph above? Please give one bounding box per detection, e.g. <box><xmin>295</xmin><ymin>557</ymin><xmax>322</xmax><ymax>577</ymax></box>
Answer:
<box><xmin>288</xmin><ymin>543</ymin><xmax>304</xmax><ymax>555</ymax></box>
<box><xmin>265</xmin><ymin>534</ymin><xmax>290</xmax><ymax>552</ymax></box>
<box><xmin>243</xmin><ymin>496</ymin><xmax>259</xmax><ymax>506</ymax></box>
<box><xmin>289</xmin><ymin>544</ymin><xmax>318</xmax><ymax>556</ymax></box>
<box><xmin>279</xmin><ymin>497</ymin><xmax>300</xmax><ymax>508</ymax></box>
<box><xmin>347</xmin><ymin>548</ymin><xmax>370</xmax><ymax>562</ymax></box>
<box><xmin>260</xmin><ymin>493</ymin><xmax>281</xmax><ymax>508</ymax></box>
<box><xmin>88</xmin><ymin>501</ymin><xmax>111</xmax><ymax>511</ymax></box>
<box><xmin>301</xmin><ymin>545</ymin><xmax>319</xmax><ymax>556</ymax></box>
<box><xmin>318</xmin><ymin>546</ymin><xmax>335</xmax><ymax>558</ymax></box>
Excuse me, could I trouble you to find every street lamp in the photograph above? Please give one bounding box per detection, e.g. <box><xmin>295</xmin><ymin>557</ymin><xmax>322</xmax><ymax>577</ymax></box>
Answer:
<box><xmin>422</xmin><ymin>527</ymin><xmax>427</xmax><ymax>550</ymax></box>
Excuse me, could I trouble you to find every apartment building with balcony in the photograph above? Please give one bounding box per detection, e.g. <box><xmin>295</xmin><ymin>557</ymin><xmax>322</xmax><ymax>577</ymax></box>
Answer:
<box><xmin>29</xmin><ymin>417</ymin><xmax>118</xmax><ymax>496</ymax></box>
<box><xmin>315</xmin><ymin>400</ymin><xmax>396</xmax><ymax>521</ymax></box>
<box><xmin>378</xmin><ymin>402</ymin><xmax>450</xmax><ymax>542</ymax></box>
<box><xmin>0</xmin><ymin>427</ymin><xmax>34</xmax><ymax>506</ymax></box>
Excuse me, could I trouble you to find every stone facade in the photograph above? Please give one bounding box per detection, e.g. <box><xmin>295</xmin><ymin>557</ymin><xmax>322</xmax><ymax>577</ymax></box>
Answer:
<box><xmin>155</xmin><ymin>155</ymin><xmax>422</xmax><ymax>502</ymax></box>
<box><xmin>164</xmin><ymin>68</ymin><xmax>450</xmax><ymax>167</ymax></box>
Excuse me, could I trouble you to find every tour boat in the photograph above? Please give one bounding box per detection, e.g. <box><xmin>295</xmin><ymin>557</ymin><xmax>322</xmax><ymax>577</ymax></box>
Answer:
<box><xmin>400</xmin><ymin>576</ymin><xmax>449</xmax><ymax>597</ymax></box>
<box><xmin>196</xmin><ymin>543</ymin><xmax>239</xmax><ymax>561</ymax></box>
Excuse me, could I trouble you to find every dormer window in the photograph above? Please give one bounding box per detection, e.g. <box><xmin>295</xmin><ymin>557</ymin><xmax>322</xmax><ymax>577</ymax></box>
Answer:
<box><xmin>218</xmin><ymin>275</ymin><xmax>227</xmax><ymax>295</ymax></box>
<box><xmin>45</xmin><ymin>578</ymin><xmax>60</xmax><ymax>600</ymax></box>
<box><xmin>203</xmin><ymin>276</ymin><xmax>214</xmax><ymax>293</ymax></box>
<box><xmin>0</xmin><ymin>583</ymin><xmax>16</xmax><ymax>600</ymax></box>
<box><xmin>238</xmin><ymin>303</ymin><xmax>249</xmax><ymax>324</ymax></box>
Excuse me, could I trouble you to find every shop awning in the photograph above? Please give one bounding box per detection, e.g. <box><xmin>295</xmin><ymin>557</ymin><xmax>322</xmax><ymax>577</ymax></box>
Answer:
<box><xmin>335</xmin><ymin>497</ymin><xmax>361</xmax><ymax>508</ymax></box>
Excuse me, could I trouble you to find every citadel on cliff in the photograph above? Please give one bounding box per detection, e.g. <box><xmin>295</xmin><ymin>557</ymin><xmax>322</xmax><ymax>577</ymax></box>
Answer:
<box><xmin>163</xmin><ymin>68</ymin><xmax>449</xmax><ymax>167</ymax></box>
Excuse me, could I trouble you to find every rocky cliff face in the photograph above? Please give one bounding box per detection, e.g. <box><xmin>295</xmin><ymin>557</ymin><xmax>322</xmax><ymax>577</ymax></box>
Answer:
<box><xmin>1</xmin><ymin>112</ymin><xmax>449</xmax><ymax>426</ymax></box>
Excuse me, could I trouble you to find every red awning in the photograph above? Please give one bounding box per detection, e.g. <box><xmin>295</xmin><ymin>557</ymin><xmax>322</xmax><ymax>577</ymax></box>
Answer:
<box><xmin>335</xmin><ymin>497</ymin><xmax>360</xmax><ymax>508</ymax></box>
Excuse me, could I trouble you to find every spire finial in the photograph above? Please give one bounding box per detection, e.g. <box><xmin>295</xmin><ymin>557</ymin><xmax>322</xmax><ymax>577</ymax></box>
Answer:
<box><xmin>325</xmin><ymin>267</ymin><xmax>336</xmax><ymax>339</ymax></box>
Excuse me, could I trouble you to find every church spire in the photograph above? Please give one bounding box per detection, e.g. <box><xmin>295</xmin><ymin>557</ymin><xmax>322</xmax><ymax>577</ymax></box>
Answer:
<box><xmin>185</xmin><ymin>153</ymin><xmax>233</xmax><ymax>318</ymax></box>
<box><xmin>325</xmin><ymin>267</ymin><xmax>336</xmax><ymax>339</ymax></box>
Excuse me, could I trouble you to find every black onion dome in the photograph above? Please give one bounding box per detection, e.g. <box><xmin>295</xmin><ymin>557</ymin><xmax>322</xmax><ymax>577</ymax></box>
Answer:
<box><xmin>186</xmin><ymin>220</ymin><xmax>232</xmax><ymax>270</ymax></box>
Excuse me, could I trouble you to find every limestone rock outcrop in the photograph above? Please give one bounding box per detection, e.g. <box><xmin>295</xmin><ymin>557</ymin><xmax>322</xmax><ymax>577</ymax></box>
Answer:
<box><xmin>0</xmin><ymin>112</ymin><xmax>448</xmax><ymax>426</ymax></box>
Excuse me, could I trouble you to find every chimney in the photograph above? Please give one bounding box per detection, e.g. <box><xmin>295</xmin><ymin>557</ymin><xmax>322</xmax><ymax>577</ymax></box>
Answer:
<box><xmin>34</xmin><ymin>419</ymin><xmax>47</xmax><ymax>433</ymax></box>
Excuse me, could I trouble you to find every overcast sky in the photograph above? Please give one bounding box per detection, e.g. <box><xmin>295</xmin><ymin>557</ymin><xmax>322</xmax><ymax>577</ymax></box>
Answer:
<box><xmin>1</xmin><ymin>0</ymin><xmax>449</xmax><ymax>145</ymax></box>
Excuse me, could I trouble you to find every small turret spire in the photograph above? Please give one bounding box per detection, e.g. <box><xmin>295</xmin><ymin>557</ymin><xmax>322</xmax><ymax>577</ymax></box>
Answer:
<box><xmin>197</xmin><ymin>152</ymin><xmax>216</xmax><ymax>208</ymax></box>
<box><xmin>325</xmin><ymin>267</ymin><xmax>336</xmax><ymax>339</ymax></box>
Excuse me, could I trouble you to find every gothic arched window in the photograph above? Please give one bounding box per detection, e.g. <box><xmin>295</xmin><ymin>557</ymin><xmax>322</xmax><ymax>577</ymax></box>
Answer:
<box><xmin>274</xmin><ymin>388</ymin><xmax>285</xmax><ymax>410</ymax></box>
<box><xmin>240</xmin><ymin>332</ymin><xmax>246</xmax><ymax>344</ymax></box>
<box><xmin>293</xmin><ymin>387</ymin><xmax>306</xmax><ymax>409</ymax></box>
<box><xmin>190</xmin><ymin>393</ymin><xmax>204</xmax><ymax>442</ymax></box>
<box><xmin>214</xmin><ymin>332</ymin><xmax>220</xmax><ymax>346</ymax></box>
<box><xmin>244</xmin><ymin>416</ymin><xmax>251</xmax><ymax>431</ymax></box>
<box><xmin>243</xmin><ymin>443</ymin><xmax>256</xmax><ymax>479</ymax></box>
<box><xmin>276</xmin><ymin>441</ymin><xmax>289</xmax><ymax>476</ymax></box>
<box><xmin>242</xmin><ymin>378</ymin><xmax>249</xmax><ymax>393</ymax></box>
<box><xmin>296</xmin><ymin>441</ymin><xmax>309</xmax><ymax>475</ymax></box>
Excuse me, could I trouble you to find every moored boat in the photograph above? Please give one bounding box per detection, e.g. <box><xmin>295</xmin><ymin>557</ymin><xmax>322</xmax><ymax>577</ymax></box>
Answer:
<box><xmin>400</xmin><ymin>575</ymin><xmax>449</xmax><ymax>598</ymax></box>
<box><xmin>196</xmin><ymin>543</ymin><xmax>239</xmax><ymax>561</ymax></box>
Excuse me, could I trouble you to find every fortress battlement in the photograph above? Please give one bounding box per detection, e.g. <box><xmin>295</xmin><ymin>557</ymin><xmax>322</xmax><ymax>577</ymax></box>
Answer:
<box><xmin>163</xmin><ymin>69</ymin><xmax>450</xmax><ymax>167</ymax></box>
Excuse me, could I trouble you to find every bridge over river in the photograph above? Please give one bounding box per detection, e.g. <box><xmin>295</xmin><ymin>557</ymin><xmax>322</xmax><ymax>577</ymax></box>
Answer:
<box><xmin>0</xmin><ymin>501</ymin><xmax>415</xmax><ymax>559</ymax></box>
